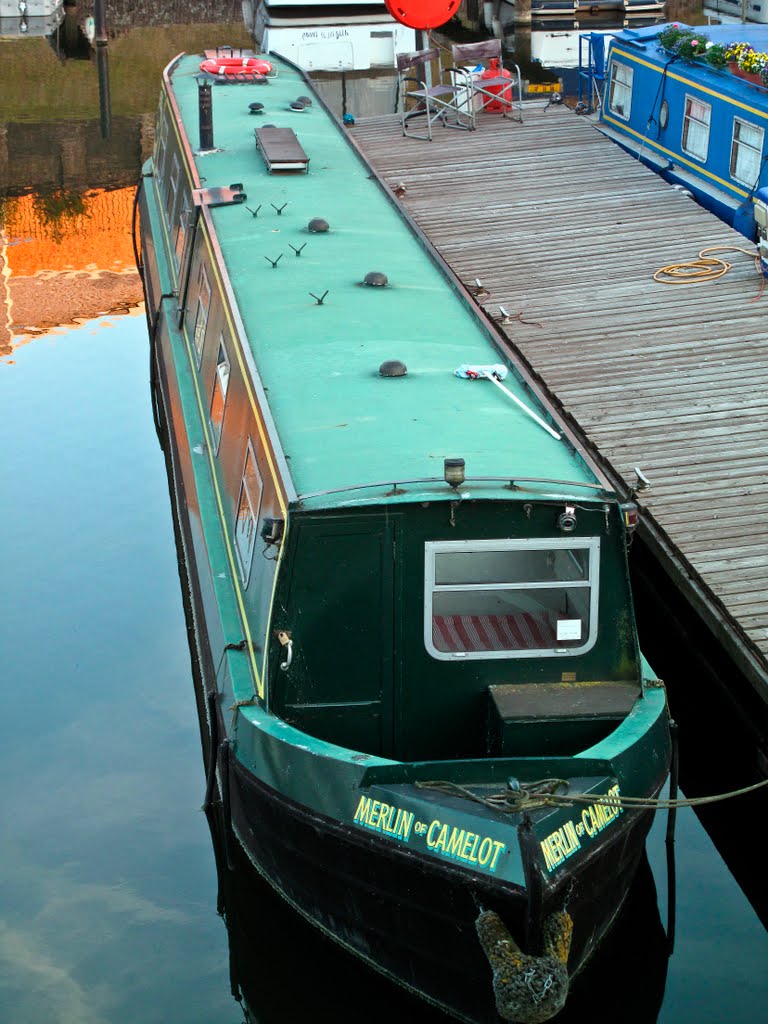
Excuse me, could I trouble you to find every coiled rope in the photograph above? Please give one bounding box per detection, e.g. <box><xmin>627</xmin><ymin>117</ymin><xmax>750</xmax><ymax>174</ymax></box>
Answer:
<box><xmin>654</xmin><ymin>245</ymin><xmax>762</xmax><ymax>294</ymax></box>
<box><xmin>415</xmin><ymin>775</ymin><xmax>768</xmax><ymax>814</ymax></box>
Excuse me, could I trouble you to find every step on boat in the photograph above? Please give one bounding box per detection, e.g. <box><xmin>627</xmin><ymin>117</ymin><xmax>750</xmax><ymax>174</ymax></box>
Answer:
<box><xmin>136</xmin><ymin>48</ymin><xmax>672</xmax><ymax>1024</ymax></box>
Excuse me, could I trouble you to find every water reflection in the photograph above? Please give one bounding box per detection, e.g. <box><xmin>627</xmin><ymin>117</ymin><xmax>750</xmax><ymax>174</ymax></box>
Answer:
<box><xmin>0</xmin><ymin>186</ymin><xmax>142</xmax><ymax>358</ymax></box>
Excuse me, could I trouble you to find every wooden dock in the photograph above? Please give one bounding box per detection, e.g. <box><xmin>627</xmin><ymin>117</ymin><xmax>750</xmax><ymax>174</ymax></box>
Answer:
<box><xmin>351</xmin><ymin>103</ymin><xmax>768</xmax><ymax>738</ymax></box>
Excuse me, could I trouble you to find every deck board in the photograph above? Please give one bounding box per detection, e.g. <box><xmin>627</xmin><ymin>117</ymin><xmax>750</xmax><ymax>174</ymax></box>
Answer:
<box><xmin>352</xmin><ymin>104</ymin><xmax>768</xmax><ymax>674</ymax></box>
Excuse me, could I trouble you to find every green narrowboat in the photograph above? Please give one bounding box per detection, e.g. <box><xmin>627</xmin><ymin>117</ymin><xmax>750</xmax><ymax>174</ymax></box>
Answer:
<box><xmin>136</xmin><ymin>48</ymin><xmax>671</xmax><ymax>1024</ymax></box>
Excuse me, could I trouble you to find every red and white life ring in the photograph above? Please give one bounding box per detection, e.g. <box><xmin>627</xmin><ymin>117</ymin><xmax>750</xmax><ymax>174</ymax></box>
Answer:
<box><xmin>199</xmin><ymin>57</ymin><xmax>273</xmax><ymax>78</ymax></box>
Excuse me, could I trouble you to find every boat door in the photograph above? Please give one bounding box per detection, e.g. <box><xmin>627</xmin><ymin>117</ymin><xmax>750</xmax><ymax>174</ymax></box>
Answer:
<box><xmin>272</xmin><ymin>513</ymin><xmax>399</xmax><ymax>758</ymax></box>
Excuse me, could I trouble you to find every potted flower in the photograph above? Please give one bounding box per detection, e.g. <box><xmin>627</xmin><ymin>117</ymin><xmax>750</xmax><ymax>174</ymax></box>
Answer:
<box><xmin>704</xmin><ymin>42</ymin><xmax>728</xmax><ymax>69</ymax></box>
<box><xmin>658</xmin><ymin>24</ymin><xmax>697</xmax><ymax>55</ymax></box>
<box><xmin>725</xmin><ymin>41</ymin><xmax>754</xmax><ymax>75</ymax></box>
<box><xmin>737</xmin><ymin>47</ymin><xmax>768</xmax><ymax>85</ymax></box>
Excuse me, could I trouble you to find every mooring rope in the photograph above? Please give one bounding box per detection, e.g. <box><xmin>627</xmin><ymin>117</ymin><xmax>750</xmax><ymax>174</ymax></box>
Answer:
<box><xmin>415</xmin><ymin>775</ymin><xmax>768</xmax><ymax>813</ymax></box>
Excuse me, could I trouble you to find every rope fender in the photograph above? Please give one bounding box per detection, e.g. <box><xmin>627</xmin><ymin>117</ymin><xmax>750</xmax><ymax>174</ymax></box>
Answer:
<box><xmin>476</xmin><ymin>908</ymin><xmax>573</xmax><ymax>1023</ymax></box>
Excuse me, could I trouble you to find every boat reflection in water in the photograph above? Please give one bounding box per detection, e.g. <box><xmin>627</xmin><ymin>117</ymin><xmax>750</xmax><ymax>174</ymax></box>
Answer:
<box><xmin>205</xmin><ymin>799</ymin><xmax>670</xmax><ymax>1024</ymax></box>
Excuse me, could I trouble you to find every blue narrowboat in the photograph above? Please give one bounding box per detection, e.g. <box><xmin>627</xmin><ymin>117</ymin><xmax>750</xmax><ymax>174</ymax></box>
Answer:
<box><xmin>599</xmin><ymin>23</ymin><xmax>768</xmax><ymax>239</ymax></box>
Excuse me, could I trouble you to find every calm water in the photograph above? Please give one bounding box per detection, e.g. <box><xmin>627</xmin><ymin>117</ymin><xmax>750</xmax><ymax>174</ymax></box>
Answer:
<box><xmin>1</xmin><ymin>6</ymin><xmax>767</xmax><ymax>1023</ymax></box>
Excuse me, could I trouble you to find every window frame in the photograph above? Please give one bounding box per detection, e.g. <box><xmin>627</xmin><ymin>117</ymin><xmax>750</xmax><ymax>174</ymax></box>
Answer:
<box><xmin>192</xmin><ymin>263</ymin><xmax>211</xmax><ymax>367</ymax></box>
<box><xmin>424</xmin><ymin>537</ymin><xmax>600</xmax><ymax>662</ymax></box>
<box><xmin>730</xmin><ymin>117</ymin><xmax>765</xmax><ymax>187</ymax></box>
<box><xmin>681</xmin><ymin>94</ymin><xmax>712</xmax><ymax>162</ymax></box>
<box><xmin>209</xmin><ymin>333</ymin><xmax>231</xmax><ymax>453</ymax></box>
<box><xmin>233</xmin><ymin>440</ymin><xmax>264</xmax><ymax>587</ymax></box>
<box><xmin>608</xmin><ymin>60</ymin><xmax>634</xmax><ymax>122</ymax></box>
<box><xmin>154</xmin><ymin>102</ymin><xmax>169</xmax><ymax>180</ymax></box>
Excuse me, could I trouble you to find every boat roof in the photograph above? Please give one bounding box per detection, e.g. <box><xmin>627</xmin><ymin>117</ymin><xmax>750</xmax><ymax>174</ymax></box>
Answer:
<box><xmin>166</xmin><ymin>53</ymin><xmax>599</xmax><ymax>508</ymax></box>
<box><xmin>613</xmin><ymin>21</ymin><xmax>768</xmax><ymax>52</ymax></box>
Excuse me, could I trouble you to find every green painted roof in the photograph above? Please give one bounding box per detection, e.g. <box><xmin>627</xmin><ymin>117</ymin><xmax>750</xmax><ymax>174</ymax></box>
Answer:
<box><xmin>170</xmin><ymin>54</ymin><xmax>598</xmax><ymax>506</ymax></box>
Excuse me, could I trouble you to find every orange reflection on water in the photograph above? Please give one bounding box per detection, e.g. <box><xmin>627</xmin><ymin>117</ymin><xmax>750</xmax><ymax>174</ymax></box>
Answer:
<box><xmin>1</xmin><ymin>185</ymin><xmax>143</xmax><ymax>359</ymax></box>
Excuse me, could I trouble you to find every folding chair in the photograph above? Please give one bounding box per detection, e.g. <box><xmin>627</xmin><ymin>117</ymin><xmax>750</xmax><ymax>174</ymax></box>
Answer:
<box><xmin>397</xmin><ymin>49</ymin><xmax>474</xmax><ymax>141</ymax></box>
<box><xmin>451</xmin><ymin>40</ymin><xmax>523</xmax><ymax>124</ymax></box>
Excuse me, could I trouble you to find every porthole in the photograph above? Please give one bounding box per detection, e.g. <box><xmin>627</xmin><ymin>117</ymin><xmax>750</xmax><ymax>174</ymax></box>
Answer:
<box><xmin>659</xmin><ymin>100</ymin><xmax>669</xmax><ymax>130</ymax></box>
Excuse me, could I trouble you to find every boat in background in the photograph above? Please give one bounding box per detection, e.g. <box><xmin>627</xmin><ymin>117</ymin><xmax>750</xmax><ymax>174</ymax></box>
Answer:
<box><xmin>703</xmin><ymin>0</ymin><xmax>768</xmax><ymax>25</ymax></box>
<box><xmin>0</xmin><ymin>0</ymin><xmax>63</xmax><ymax>36</ymax></box>
<box><xmin>598</xmin><ymin>22</ymin><xmax>768</xmax><ymax>239</ymax></box>
<box><xmin>241</xmin><ymin>0</ymin><xmax>415</xmax><ymax>71</ymax></box>
<box><xmin>136</xmin><ymin>46</ymin><xmax>671</xmax><ymax>1023</ymax></box>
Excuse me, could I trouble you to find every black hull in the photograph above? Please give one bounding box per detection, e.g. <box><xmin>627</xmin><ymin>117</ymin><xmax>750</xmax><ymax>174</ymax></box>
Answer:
<box><xmin>227</xmin><ymin>755</ymin><xmax>658</xmax><ymax>1024</ymax></box>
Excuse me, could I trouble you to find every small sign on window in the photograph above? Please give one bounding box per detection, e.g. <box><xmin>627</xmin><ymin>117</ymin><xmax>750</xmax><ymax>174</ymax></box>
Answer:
<box><xmin>557</xmin><ymin>619</ymin><xmax>582</xmax><ymax>642</ymax></box>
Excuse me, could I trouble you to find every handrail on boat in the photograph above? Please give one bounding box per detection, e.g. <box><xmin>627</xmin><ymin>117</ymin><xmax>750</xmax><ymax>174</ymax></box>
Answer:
<box><xmin>295</xmin><ymin>476</ymin><xmax>612</xmax><ymax>503</ymax></box>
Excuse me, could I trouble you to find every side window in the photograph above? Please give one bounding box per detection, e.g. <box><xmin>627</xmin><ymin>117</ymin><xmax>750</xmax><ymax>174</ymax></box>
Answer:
<box><xmin>682</xmin><ymin>95</ymin><xmax>711</xmax><ymax>161</ymax></box>
<box><xmin>174</xmin><ymin>192</ymin><xmax>192</xmax><ymax>267</ymax></box>
<box><xmin>424</xmin><ymin>538</ymin><xmax>600</xmax><ymax>661</ymax></box>
<box><xmin>209</xmin><ymin>335</ymin><xmax>231</xmax><ymax>452</ymax></box>
<box><xmin>193</xmin><ymin>263</ymin><xmax>211</xmax><ymax>365</ymax></box>
<box><xmin>166</xmin><ymin>154</ymin><xmax>180</xmax><ymax>223</ymax></box>
<box><xmin>154</xmin><ymin>103</ymin><xmax>168</xmax><ymax>180</ymax></box>
<box><xmin>731</xmin><ymin>118</ymin><xmax>764</xmax><ymax>186</ymax></box>
<box><xmin>234</xmin><ymin>441</ymin><xmax>263</xmax><ymax>586</ymax></box>
<box><xmin>608</xmin><ymin>61</ymin><xmax>633</xmax><ymax>120</ymax></box>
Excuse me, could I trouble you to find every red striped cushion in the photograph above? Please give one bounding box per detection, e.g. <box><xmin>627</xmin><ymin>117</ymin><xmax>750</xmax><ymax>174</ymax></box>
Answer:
<box><xmin>432</xmin><ymin>612</ymin><xmax>558</xmax><ymax>653</ymax></box>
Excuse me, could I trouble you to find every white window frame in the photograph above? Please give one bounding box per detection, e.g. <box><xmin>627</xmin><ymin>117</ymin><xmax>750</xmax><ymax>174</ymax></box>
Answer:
<box><xmin>730</xmin><ymin>118</ymin><xmax>764</xmax><ymax>187</ymax></box>
<box><xmin>424</xmin><ymin>537</ymin><xmax>600</xmax><ymax>662</ymax></box>
<box><xmin>192</xmin><ymin>263</ymin><xmax>211</xmax><ymax>366</ymax></box>
<box><xmin>154</xmin><ymin>103</ymin><xmax>168</xmax><ymax>179</ymax></box>
<box><xmin>166</xmin><ymin>154</ymin><xmax>180</xmax><ymax>223</ymax></box>
<box><xmin>681</xmin><ymin>94</ymin><xmax>711</xmax><ymax>162</ymax></box>
<box><xmin>174</xmin><ymin>192</ymin><xmax>192</xmax><ymax>269</ymax></box>
<box><xmin>234</xmin><ymin>440</ymin><xmax>263</xmax><ymax>586</ymax></box>
<box><xmin>209</xmin><ymin>334</ymin><xmax>231</xmax><ymax>453</ymax></box>
<box><xmin>608</xmin><ymin>61</ymin><xmax>633</xmax><ymax>121</ymax></box>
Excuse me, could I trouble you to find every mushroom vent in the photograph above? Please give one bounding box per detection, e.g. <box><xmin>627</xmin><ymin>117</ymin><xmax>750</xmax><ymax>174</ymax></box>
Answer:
<box><xmin>308</xmin><ymin>218</ymin><xmax>329</xmax><ymax>233</ymax></box>
<box><xmin>364</xmin><ymin>272</ymin><xmax>388</xmax><ymax>287</ymax></box>
<box><xmin>379</xmin><ymin>360</ymin><xmax>407</xmax><ymax>378</ymax></box>
<box><xmin>249</xmin><ymin>102</ymin><xmax>264</xmax><ymax>114</ymax></box>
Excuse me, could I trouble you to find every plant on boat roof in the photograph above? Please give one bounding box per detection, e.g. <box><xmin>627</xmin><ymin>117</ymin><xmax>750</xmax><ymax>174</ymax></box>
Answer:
<box><xmin>738</xmin><ymin>47</ymin><xmax>768</xmax><ymax>73</ymax></box>
<box><xmin>658</xmin><ymin>26</ymin><xmax>719</xmax><ymax>63</ymax></box>
<box><xmin>657</xmin><ymin>24</ymin><xmax>694</xmax><ymax>53</ymax></box>
<box><xmin>704</xmin><ymin>43</ymin><xmax>728</xmax><ymax>69</ymax></box>
<box><xmin>725</xmin><ymin>41</ymin><xmax>754</xmax><ymax>62</ymax></box>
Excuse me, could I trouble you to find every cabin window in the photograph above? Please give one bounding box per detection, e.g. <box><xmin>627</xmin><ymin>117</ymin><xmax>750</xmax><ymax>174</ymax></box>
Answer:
<box><xmin>424</xmin><ymin>538</ymin><xmax>600</xmax><ymax>661</ymax></box>
<box><xmin>682</xmin><ymin>96</ymin><xmax>711</xmax><ymax>162</ymax></box>
<box><xmin>166</xmin><ymin>154</ymin><xmax>180</xmax><ymax>223</ymax></box>
<box><xmin>234</xmin><ymin>441</ymin><xmax>263</xmax><ymax>585</ymax></box>
<box><xmin>174</xmin><ymin>193</ymin><xmax>192</xmax><ymax>268</ymax></box>
<box><xmin>209</xmin><ymin>335</ymin><xmax>231</xmax><ymax>451</ymax></box>
<box><xmin>192</xmin><ymin>264</ymin><xmax>211</xmax><ymax>365</ymax></box>
<box><xmin>608</xmin><ymin>62</ymin><xmax>633</xmax><ymax>120</ymax></box>
<box><xmin>731</xmin><ymin>119</ymin><xmax>764</xmax><ymax>187</ymax></box>
<box><xmin>154</xmin><ymin>103</ymin><xmax>168</xmax><ymax>179</ymax></box>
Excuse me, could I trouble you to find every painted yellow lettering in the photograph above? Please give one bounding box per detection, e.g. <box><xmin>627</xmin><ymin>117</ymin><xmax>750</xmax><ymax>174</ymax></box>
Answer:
<box><xmin>426</xmin><ymin>819</ymin><xmax>441</xmax><ymax>848</ymax></box>
<box><xmin>369</xmin><ymin>801</ymin><xmax>381</xmax><ymax>828</ymax></box>
<box><xmin>445</xmin><ymin>828</ymin><xmax>465</xmax><ymax>858</ymax></box>
<box><xmin>488</xmin><ymin>840</ymin><xmax>506</xmax><ymax>871</ymax></box>
<box><xmin>477</xmin><ymin>837</ymin><xmax>493</xmax><ymax>866</ymax></box>
<box><xmin>434</xmin><ymin>824</ymin><xmax>450</xmax><ymax>852</ymax></box>
<box><xmin>353</xmin><ymin>796</ymin><xmax>372</xmax><ymax>825</ymax></box>
<box><xmin>397</xmin><ymin>809</ymin><xmax>414</xmax><ymax>842</ymax></box>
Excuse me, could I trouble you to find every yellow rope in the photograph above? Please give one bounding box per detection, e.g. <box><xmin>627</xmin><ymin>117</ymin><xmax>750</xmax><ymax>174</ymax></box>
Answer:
<box><xmin>654</xmin><ymin>245</ymin><xmax>760</xmax><ymax>284</ymax></box>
